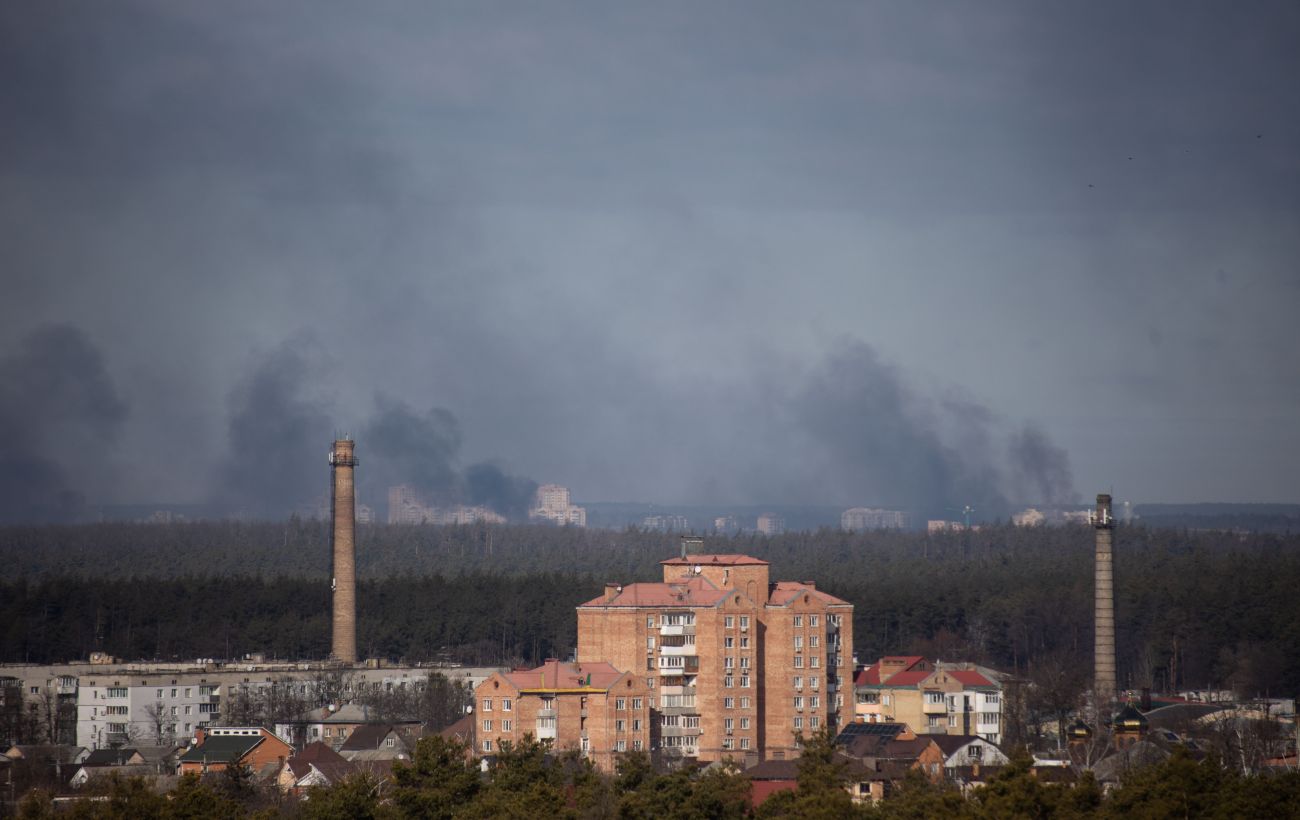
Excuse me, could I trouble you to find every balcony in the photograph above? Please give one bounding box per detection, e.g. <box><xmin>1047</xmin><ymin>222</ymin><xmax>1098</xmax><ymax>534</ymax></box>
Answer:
<box><xmin>659</xmin><ymin>644</ymin><xmax>697</xmax><ymax>657</ymax></box>
<box><xmin>922</xmin><ymin>700</ymin><xmax>947</xmax><ymax>714</ymax></box>
<box><xmin>537</xmin><ymin>708</ymin><xmax>557</xmax><ymax>719</ymax></box>
<box><xmin>659</xmin><ymin>725</ymin><xmax>702</xmax><ymax>738</ymax></box>
<box><xmin>535</xmin><ymin>724</ymin><xmax>557</xmax><ymax>740</ymax></box>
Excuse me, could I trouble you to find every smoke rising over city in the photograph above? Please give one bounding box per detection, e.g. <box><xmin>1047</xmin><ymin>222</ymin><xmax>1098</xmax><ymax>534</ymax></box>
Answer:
<box><xmin>2</xmin><ymin>2</ymin><xmax>1298</xmax><ymax>520</ymax></box>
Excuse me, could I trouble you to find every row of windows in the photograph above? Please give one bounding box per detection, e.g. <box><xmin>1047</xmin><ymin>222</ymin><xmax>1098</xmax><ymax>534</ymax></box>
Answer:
<box><xmin>792</xmin><ymin>635</ymin><xmax>821</xmax><ymax>649</ymax></box>
<box><xmin>792</xmin><ymin>716</ymin><xmax>822</xmax><ymax>730</ymax></box>
<box><xmin>721</xmin><ymin>657</ymin><xmax>751</xmax><ymax>669</ymax></box>
<box><xmin>723</xmin><ymin>616</ymin><xmax>751</xmax><ymax>629</ymax></box>
<box><xmin>722</xmin><ymin>697</ymin><xmax>752</xmax><ymax>709</ymax></box>
<box><xmin>482</xmin><ymin>738</ymin><xmax>645</xmax><ymax>753</ymax></box>
<box><xmin>722</xmin><ymin>676</ymin><xmax>752</xmax><ymax>688</ymax></box>
<box><xmin>480</xmin><ymin>698</ymin><xmax>512</xmax><ymax>712</ymax></box>
<box><xmin>792</xmin><ymin>676</ymin><xmax>820</xmax><ymax>690</ymax></box>
<box><xmin>482</xmin><ymin>719</ymin><xmax>513</xmax><ymax>732</ymax></box>
<box><xmin>722</xmin><ymin>636</ymin><xmax>750</xmax><ymax>649</ymax></box>
<box><xmin>792</xmin><ymin>696</ymin><xmax>821</xmax><ymax>709</ymax></box>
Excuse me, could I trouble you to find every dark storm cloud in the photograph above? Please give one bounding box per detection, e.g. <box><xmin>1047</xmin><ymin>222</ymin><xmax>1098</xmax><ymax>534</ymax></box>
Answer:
<box><xmin>0</xmin><ymin>326</ymin><xmax>127</xmax><ymax>523</ymax></box>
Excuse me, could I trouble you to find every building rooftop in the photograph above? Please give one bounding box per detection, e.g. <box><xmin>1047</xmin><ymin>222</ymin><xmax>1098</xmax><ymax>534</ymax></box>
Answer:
<box><xmin>660</xmin><ymin>554</ymin><xmax>769</xmax><ymax>566</ymax></box>
<box><xmin>946</xmin><ymin>670</ymin><xmax>996</xmax><ymax>688</ymax></box>
<box><xmin>503</xmin><ymin>659</ymin><xmax>627</xmax><ymax>692</ymax></box>
<box><xmin>767</xmin><ymin>581</ymin><xmax>852</xmax><ymax>607</ymax></box>
<box><xmin>579</xmin><ymin>577</ymin><xmax>731</xmax><ymax>608</ymax></box>
<box><xmin>179</xmin><ymin>735</ymin><xmax>262</xmax><ymax>765</ymax></box>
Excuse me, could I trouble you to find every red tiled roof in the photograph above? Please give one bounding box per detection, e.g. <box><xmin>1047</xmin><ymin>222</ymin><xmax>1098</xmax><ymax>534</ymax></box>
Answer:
<box><xmin>767</xmin><ymin>581</ymin><xmax>851</xmax><ymax>607</ymax></box>
<box><xmin>880</xmin><ymin>669</ymin><xmax>931</xmax><ymax>687</ymax></box>
<box><xmin>660</xmin><ymin>554</ymin><xmax>768</xmax><ymax>566</ymax></box>
<box><xmin>504</xmin><ymin>660</ymin><xmax>627</xmax><ymax>692</ymax></box>
<box><xmin>579</xmin><ymin>577</ymin><xmax>729</xmax><ymax>608</ymax></box>
<box><xmin>947</xmin><ymin>670</ymin><xmax>995</xmax><ymax>688</ymax></box>
<box><xmin>855</xmin><ymin>665</ymin><xmax>881</xmax><ymax>686</ymax></box>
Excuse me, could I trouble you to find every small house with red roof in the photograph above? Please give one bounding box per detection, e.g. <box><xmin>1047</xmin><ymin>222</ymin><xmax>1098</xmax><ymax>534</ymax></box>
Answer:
<box><xmin>854</xmin><ymin>658</ymin><xmax>1004</xmax><ymax>743</ymax></box>
<box><xmin>473</xmin><ymin>659</ymin><xmax>651</xmax><ymax>773</ymax></box>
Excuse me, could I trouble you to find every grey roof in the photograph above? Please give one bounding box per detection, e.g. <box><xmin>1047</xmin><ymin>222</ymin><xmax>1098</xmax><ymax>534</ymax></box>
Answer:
<box><xmin>179</xmin><ymin>736</ymin><xmax>261</xmax><ymax>765</ymax></box>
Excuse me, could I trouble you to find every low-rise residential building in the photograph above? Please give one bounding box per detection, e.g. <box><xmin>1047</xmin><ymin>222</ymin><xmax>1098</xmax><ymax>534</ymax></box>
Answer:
<box><xmin>274</xmin><ymin>704</ymin><xmax>420</xmax><ymax>751</ymax></box>
<box><xmin>854</xmin><ymin>657</ymin><xmax>1003</xmax><ymax>744</ymax></box>
<box><xmin>841</xmin><ymin>508</ymin><xmax>910</xmax><ymax>531</ymax></box>
<box><xmin>176</xmin><ymin>726</ymin><xmax>292</xmax><ymax>776</ymax></box>
<box><xmin>474</xmin><ymin>660</ymin><xmax>652</xmax><ymax>773</ymax></box>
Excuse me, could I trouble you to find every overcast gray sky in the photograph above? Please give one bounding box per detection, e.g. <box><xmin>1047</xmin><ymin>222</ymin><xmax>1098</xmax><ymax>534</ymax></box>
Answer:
<box><xmin>2</xmin><ymin>1</ymin><xmax>1297</xmax><ymax>520</ymax></box>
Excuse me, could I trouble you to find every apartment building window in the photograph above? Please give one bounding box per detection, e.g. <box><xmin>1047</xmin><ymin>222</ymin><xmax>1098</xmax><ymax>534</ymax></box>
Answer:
<box><xmin>740</xmin><ymin>697</ymin><xmax>751</xmax><ymax>709</ymax></box>
<box><xmin>156</xmin><ymin>689</ymin><xmax>163</xmax><ymax>698</ymax></box>
<box><xmin>724</xmin><ymin>718</ymin><xmax>734</xmax><ymax>732</ymax></box>
<box><xmin>170</xmin><ymin>706</ymin><xmax>178</xmax><ymax>716</ymax></box>
<box><xmin>794</xmin><ymin>696</ymin><xmax>804</xmax><ymax>709</ymax></box>
<box><xmin>632</xmin><ymin>698</ymin><xmax>642</xmax><ymax>709</ymax></box>
<box><xmin>739</xmin><ymin>616</ymin><xmax>750</xmax><ymax>629</ymax></box>
<box><xmin>483</xmin><ymin>740</ymin><xmax>492</xmax><ymax>752</ymax></box>
<box><xmin>810</xmin><ymin>716</ymin><xmax>820</xmax><ymax>729</ymax></box>
<box><xmin>810</xmin><ymin>676</ymin><xmax>819</xmax><ymax>690</ymax></box>
<box><xmin>741</xmin><ymin>717</ymin><xmax>751</xmax><ymax>730</ymax></box>
<box><xmin>647</xmin><ymin>658</ymin><xmax>654</xmax><ymax>671</ymax></box>
<box><xmin>725</xmin><ymin>616</ymin><xmax>735</xmax><ymax>628</ymax></box>
<box><xmin>810</xmin><ymin>635</ymin><xmax>820</xmax><ymax>648</ymax></box>
<box><xmin>794</xmin><ymin>657</ymin><xmax>804</xmax><ymax>669</ymax></box>
<box><xmin>632</xmin><ymin>719</ymin><xmax>641</xmax><ymax>731</ymax></box>
<box><xmin>324</xmin><ymin>728</ymin><xmax>332</xmax><ymax>738</ymax></box>
<box><xmin>741</xmin><ymin>676</ymin><xmax>750</xmax><ymax>687</ymax></box>
<box><xmin>739</xmin><ymin>656</ymin><xmax>750</xmax><ymax>669</ymax></box>
<box><xmin>724</xmin><ymin>636</ymin><xmax>734</xmax><ymax>648</ymax></box>
<box><xmin>646</xmin><ymin>678</ymin><xmax>655</xmax><ymax>689</ymax></box>
<box><xmin>616</xmin><ymin>720</ymin><xmax>626</xmax><ymax>732</ymax></box>
<box><xmin>482</xmin><ymin>698</ymin><xmax>492</xmax><ymax>711</ymax></box>
<box><xmin>616</xmin><ymin>698</ymin><xmax>626</xmax><ymax>710</ymax></box>
<box><xmin>661</xmin><ymin>715</ymin><xmax>679</xmax><ymax>727</ymax></box>
<box><xmin>502</xmin><ymin>698</ymin><xmax>512</xmax><ymax>711</ymax></box>
<box><xmin>793</xmin><ymin>615</ymin><xmax>803</xmax><ymax>627</ymax></box>
<box><xmin>184</xmin><ymin>705</ymin><xmax>192</xmax><ymax>715</ymax></box>
<box><xmin>740</xmin><ymin>737</ymin><xmax>751</xmax><ymax>750</ymax></box>
<box><xmin>836</xmin><ymin>695</ymin><xmax>843</xmax><ymax>708</ymax></box>
<box><xmin>647</xmin><ymin>616</ymin><xmax>655</xmax><ymax>628</ymax></box>
<box><xmin>949</xmin><ymin>715</ymin><xmax>959</xmax><ymax>728</ymax></box>
<box><xmin>616</xmin><ymin>740</ymin><xmax>627</xmax><ymax>752</ymax></box>
<box><xmin>980</xmin><ymin>712</ymin><xmax>999</xmax><ymax>725</ymax></box>
<box><xmin>482</xmin><ymin>718</ymin><xmax>493</xmax><ymax>732</ymax></box>
<box><xmin>810</xmin><ymin>696</ymin><xmax>820</xmax><ymax>709</ymax></box>
<box><xmin>809</xmin><ymin>614</ymin><xmax>819</xmax><ymax>627</ymax></box>
<box><xmin>793</xmin><ymin>717</ymin><xmax>803</xmax><ymax>730</ymax></box>
<box><xmin>647</xmin><ymin>636</ymin><xmax>655</xmax><ymax>649</ymax></box>
<box><xmin>740</xmin><ymin>636</ymin><xmax>750</xmax><ymax>649</ymax></box>
<box><xmin>722</xmin><ymin>738</ymin><xmax>734</xmax><ymax>750</ymax></box>
<box><xmin>185</xmin><ymin>688</ymin><xmax>191</xmax><ymax>697</ymax></box>
<box><xmin>724</xmin><ymin>676</ymin><xmax>734</xmax><ymax>688</ymax></box>
<box><xmin>108</xmin><ymin>688</ymin><xmax>127</xmax><ymax>698</ymax></box>
<box><xmin>882</xmin><ymin>694</ymin><xmax>891</xmax><ymax>706</ymax></box>
<box><xmin>502</xmin><ymin>720</ymin><xmax>512</xmax><ymax>732</ymax></box>
<box><xmin>171</xmin><ymin>688</ymin><xmax>177</xmax><ymax>698</ymax></box>
<box><xmin>929</xmin><ymin>715</ymin><xmax>944</xmax><ymax>729</ymax></box>
<box><xmin>683</xmin><ymin>716</ymin><xmax>700</xmax><ymax>728</ymax></box>
<box><xmin>811</xmin><ymin>657</ymin><xmax>820</xmax><ymax>668</ymax></box>
<box><xmin>985</xmin><ymin>693</ymin><xmax>1000</xmax><ymax>704</ymax></box>
<box><xmin>926</xmin><ymin>692</ymin><xmax>945</xmax><ymax>705</ymax></box>
<box><xmin>724</xmin><ymin>656</ymin><xmax>734</xmax><ymax>669</ymax></box>
<box><xmin>794</xmin><ymin>676</ymin><xmax>803</xmax><ymax>689</ymax></box>
<box><xmin>724</xmin><ymin>697</ymin><xmax>735</xmax><ymax>709</ymax></box>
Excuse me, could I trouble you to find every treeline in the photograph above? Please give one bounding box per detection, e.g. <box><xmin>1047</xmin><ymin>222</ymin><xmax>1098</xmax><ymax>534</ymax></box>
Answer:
<box><xmin>0</xmin><ymin>574</ymin><xmax>600</xmax><ymax>668</ymax></box>
<box><xmin>15</xmin><ymin>730</ymin><xmax>1300</xmax><ymax>819</ymax></box>
<box><xmin>3</xmin><ymin>522</ymin><xmax>1300</xmax><ymax>695</ymax></box>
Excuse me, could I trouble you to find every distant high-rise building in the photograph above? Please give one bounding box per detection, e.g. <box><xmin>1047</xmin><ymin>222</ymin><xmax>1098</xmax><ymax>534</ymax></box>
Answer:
<box><xmin>755</xmin><ymin>513</ymin><xmax>784</xmax><ymax>536</ymax></box>
<box><xmin>713</xmin><ymin>516</ymin><xmax>739</xmax><ymax>535</ymax></box>
<box><xmin>841</xmin><ymin>507</ymin><xmax>910</xmax><ymax>532</ymax></box>
<box><xmin>529</xmin><ymin>484</ymin><xmax>586</xmax><ymax>527</ymax></box>
<box><xmin>642</xmin><ymin>514</ymin><xmax>690</xmax><ymax>533</ymax></box>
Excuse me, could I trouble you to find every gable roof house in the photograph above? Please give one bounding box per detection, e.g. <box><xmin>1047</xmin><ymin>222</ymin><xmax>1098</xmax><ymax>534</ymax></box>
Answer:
<box><xmin>177</xmin><ymin>727</ymin><xmax>293</xmax><ymax>776</ymax></box>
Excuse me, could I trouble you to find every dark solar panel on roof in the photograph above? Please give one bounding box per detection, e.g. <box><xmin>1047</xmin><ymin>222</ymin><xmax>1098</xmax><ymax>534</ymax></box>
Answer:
<box><xmin>834</xmin><ymin>722</ymin><xmax>905</xmax><ymax>744</ymax></box>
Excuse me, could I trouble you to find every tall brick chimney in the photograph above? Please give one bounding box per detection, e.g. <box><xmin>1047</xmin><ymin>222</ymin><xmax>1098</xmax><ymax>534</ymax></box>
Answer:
<box><xmin>330</xmin><ymin>439</ymin><xmax>358</xmax><ymax>664</ymax></box>
<box><xmin>1093</xmin><ymin>493</ymin><xmax>1116</xmax><ymax>704</ymax></box>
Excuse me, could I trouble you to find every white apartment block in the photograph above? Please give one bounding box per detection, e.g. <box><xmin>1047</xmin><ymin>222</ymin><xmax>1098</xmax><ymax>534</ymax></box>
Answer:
<box><xmin>529</xmin><ymin>484</ymin><xmax>586</xmax><ymax>527</ymax></box>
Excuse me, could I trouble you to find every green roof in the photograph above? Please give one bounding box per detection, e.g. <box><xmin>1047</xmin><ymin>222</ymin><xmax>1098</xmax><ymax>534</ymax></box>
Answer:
<box><xmin>179</xmin><ymin>736</ymin><xmax>261</xmax><ymax>764</ymax></box>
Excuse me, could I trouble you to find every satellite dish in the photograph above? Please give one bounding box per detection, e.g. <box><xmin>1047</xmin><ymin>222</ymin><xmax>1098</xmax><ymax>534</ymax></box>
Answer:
<box><xmin>693</xmin><ymin>565</ymin><xmax>701</xmax><ymax>574</ymax></box>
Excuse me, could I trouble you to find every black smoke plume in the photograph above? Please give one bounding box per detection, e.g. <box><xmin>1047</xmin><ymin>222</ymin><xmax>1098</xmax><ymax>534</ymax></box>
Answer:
<box><xmin>1007</xmin><ymin>423</ymin><xmax>1078</xmax><ymax>506</ymax></box>
<box><xmin>0</xmin><ymin>325</ymin><xmax>127</xmax><ymax>523</ymax></box>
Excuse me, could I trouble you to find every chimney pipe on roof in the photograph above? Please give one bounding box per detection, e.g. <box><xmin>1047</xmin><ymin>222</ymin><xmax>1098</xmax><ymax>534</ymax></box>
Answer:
<box><xmin>604</xmin><ymin>583</ymin><xmax>620</xmax><ymax>602</ymax></box>
<box><xmin>680</xmin><ymin>535</ymin><xmax>702</xmax><ymax>560</ymax></box>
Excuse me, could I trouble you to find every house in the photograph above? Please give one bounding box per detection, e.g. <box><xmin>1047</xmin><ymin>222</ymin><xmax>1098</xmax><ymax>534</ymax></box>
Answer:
<box><xmin>834</xmin><ymin>722</ymin><xmax>946</xmax><ymax>787</ymax></box>
<box><xmin>177</xmin><ymin>727</ymin><xmax>293</xmax><ymax>776</ymax></box>
<box><xmin>854</xmin><ymin>658</ymin><xmax>1004</xmax><ymax>743</ymax></box>
<box><xmin>277</xmin><ymin>741</ymin><xmax>356</xmax><ymax>795</ymax></box>
<box><xmin>745</xmin><ymin>753</ymin><xmax>883</xmax><ymax>806</ymax></box>
<box><xmin>274</xmin><ymin>703</ymin><xmax>420</xmax><ymax>751</ymax></box>
<box><xmin>338</xmin><ymin>724</ymin><xmax>412</xmax><ymax>762</ymax></box>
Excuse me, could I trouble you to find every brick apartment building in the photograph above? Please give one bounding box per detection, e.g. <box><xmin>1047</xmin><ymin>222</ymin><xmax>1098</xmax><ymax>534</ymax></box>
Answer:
<box><xmin>473</xmin><ymin>660</ymin><xmax>651</xmax><ymax>772</ymax></box>
<box><xmin>576</xmin><ymin>553</ymin><xmax>853</xmax><ymax>765</ymax></box>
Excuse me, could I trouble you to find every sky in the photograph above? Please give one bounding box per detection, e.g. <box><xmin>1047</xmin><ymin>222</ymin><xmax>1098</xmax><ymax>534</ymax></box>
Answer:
<box><xmin>1</xmin><ymin>1</ymin><xmax>1297</xmax><ymax>522</ymax></box>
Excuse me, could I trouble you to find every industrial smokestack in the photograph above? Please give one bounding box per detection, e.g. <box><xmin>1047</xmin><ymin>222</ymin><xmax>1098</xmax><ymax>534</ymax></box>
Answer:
<box><xmin>1092</xmin><ymin>493</ymin><xmax>1116</xmax><ymax>704</ymax></box>
<box><xmin>330</xmin><ymin>438</ymin><xmax>358</xmax><ymax>664</ymax></box>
